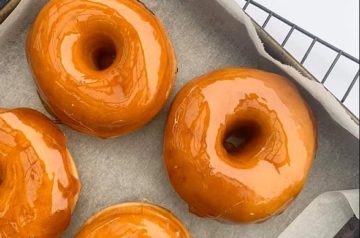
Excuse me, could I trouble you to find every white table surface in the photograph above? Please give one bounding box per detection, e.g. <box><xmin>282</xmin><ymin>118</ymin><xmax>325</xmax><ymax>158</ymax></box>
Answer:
<box><xmin>235</xmin><ymin>0</ymin><xmax>359</xmax><ymax>117</ymax></box>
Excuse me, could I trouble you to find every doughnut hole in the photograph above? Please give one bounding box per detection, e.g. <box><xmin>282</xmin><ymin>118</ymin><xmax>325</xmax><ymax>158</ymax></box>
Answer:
<box><xmin>223</xmin><ymin>121</ymin><xmax>258</xmax><ymax>154</ymax></box>
<box><xmin>223</xmin><ymin>120</ymin><xmax>263</xmax><ymax>155</ymax></box>
<box><xmin>81</xmin><ymin>33</ymin><xmax>119</xmax><ymax>71</ymax></box>
<box><xmin>92</xmin><ymin>44</ymin><xmax>116</xmax><ymax>70</ymax></box>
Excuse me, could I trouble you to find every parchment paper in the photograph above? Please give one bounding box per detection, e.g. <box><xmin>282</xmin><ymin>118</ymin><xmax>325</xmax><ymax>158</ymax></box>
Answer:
<box><xmin>279</xmin><ymin>190</ymin><xmax>359</xmax><ymax>238</ymax></box>
<box><xmin>0</xmin><ymin>0</ymin><xmax>359</xmax><ymax>237</ymax></box>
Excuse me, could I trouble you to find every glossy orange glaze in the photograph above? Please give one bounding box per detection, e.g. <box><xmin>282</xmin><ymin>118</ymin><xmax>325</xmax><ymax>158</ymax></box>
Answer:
<box><xmin>0</xmin><ymin>108</ymin><xmax>80</xmax><ymax>237</ymax></box>
<box><xmin>26</xmin><ymin>0</ymin><xmax>176</xmax><ymax>138</ymax></box>
<box><xmin>164</xmin><ymin>68</ymin><xmax>317</xmax><ymax>223</ymax></box>
<box><xmin>75</xmin><ymin>203</ymin><xmax>191</xmax><ymax>238</ymax></box>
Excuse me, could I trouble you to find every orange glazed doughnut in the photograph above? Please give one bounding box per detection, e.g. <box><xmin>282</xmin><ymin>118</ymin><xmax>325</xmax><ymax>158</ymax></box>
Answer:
<box><xmin>0</xmin><ymin>108</ymin><xmax>80</xmax><ymax>237</ymax></box>
<box><xmin>75</xmin><ymin>203</ymin><xmax>191</xmax><ymax>237</ymax></box>
<box><xmin>26</xmin><ymin>0</ymin><xmax>176</xmax><ymax>138</ymax></box>
<box><xmin>164</xmin><ymin>68</ymin><xmax>317</xmax><ymax>223</ymax></box>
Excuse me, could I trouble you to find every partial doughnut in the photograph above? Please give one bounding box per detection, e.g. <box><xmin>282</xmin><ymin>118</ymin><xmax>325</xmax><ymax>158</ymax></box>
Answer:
<box><xmin>0</xmin><ymin>108</ymin><xmax>80</xmax><ymax>237</ymax></box>
<box><xmin>76</xmin><ymin>202</ymin><xmax>191</xmax><ymax>237</ymax></box>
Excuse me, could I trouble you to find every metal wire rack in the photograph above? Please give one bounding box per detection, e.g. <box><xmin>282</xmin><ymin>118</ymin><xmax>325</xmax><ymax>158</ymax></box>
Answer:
<box><xmin>241</xmin><ymin>0</ymin><xmax>359</xmax><ymax>116</ymax></box>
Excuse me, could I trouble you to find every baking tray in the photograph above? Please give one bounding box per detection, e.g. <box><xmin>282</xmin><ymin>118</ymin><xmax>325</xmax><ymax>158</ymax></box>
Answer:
<box><xmin>0</xmin><ymin>0</ymin><xmax>359</xmax><ymax>237</ymax></box>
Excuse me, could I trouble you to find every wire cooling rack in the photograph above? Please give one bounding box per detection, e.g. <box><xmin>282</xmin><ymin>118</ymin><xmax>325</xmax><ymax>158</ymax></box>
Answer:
<box><xmin>240</xmin><ymin>0</ymin><xmax>359</xmax><ymax>118</ymax></box>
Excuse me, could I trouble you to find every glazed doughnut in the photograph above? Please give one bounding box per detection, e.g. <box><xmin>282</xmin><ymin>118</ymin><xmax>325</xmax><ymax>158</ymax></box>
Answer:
<box><xmin>75</xmin><ymin>203</ymin><xmax>191</xmax><ymax>237</ymax></box>
<box><xmin>26</xmin><ymin>0</ymin><xmax>176</xmax><ymax>138</ymax></box>
<box><xmin>0</xmin><ymin>108</ymin><xmax>80</xmax><ymax>237</ymax></box>
<box><xmin>164</xmin><ymin>68</ymin><xmax>317</xmax><ymax>223</ymax></box>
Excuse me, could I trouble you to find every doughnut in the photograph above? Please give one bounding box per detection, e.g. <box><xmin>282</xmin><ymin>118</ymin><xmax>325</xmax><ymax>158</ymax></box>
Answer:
<box><xmin>75</xmin><ymin>203</ymin><xmax>191</xmax><ymax>237</ymax></box>
<box><xmin>0</xmin><ymin>108</ymin><xmax>80</xmax><ymax>237</ymax></box>
<box><xmin>26</xmin><ymin>0</ymin><xmax>176</xmax><ymax>138</ymax></box>
<box><xmin>164</xmin><ymin>68</ymin><xmax>317</xmax><ymax>223</ymax></box>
